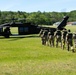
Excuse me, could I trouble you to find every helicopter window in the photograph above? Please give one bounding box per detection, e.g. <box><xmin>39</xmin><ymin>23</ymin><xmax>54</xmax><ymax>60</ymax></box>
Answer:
<box><xmin>0</xmin><ymin>28</ymin><xmax>3</xmax><ymax>32</ymax></box>
<box><xmin>19</xmin><ymin>27</ymin><xmax>24</xmax><ymax>32</ymax></box>
<box><xmin>19</xmin><ymin>27</ymin><xmax>28</xmax><ymax>32</ymax></box>
<box><xmin>24</xmin><ymin>27</ymin><xmax>28</xmax><ymax>32</ymax></box>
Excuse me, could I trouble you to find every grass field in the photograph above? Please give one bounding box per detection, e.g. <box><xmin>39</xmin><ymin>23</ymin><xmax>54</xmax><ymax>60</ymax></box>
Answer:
<box><xmin>65</xmin><ymin>25</ymin><xmax>76</xmax><ymax>32</ymax></box>
<box><xmin>0</xmin><ymin>26</ymin><xmax>76</xmax><ymax>75</ymax></box>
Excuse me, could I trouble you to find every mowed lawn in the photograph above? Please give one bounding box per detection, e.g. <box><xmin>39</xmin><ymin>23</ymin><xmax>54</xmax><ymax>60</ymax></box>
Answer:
<box><xmin>0</xmin><ymin>26</ymin><xmax>76</xmax><ymax>75</ymax></box>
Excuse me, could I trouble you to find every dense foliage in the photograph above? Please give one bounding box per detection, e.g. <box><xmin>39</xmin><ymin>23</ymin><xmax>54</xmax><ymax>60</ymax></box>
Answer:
<box><xmin>0</xmin><ymin>10</ymin><xmax>76</xmax><ymax>25</ymax></box>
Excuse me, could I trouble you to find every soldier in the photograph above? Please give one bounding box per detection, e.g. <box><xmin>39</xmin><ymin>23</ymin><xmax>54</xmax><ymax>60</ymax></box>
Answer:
<box><xmin>42</xmin><ymin>29</ymin><xmax>48</xmax><ymax>45</ymax></box>
<box><xmin>39</xmin><ymin>29</ymin><xmax>44</xmax><ymax>45</ymax></box>
<box><xmin>39</xmin><ymin>29</ymin><xmax>48</xmax><ymax>45</ymax></box>
<box><xmin>54</xmin><ymin>29</ymin><xmax>62</xmax><ymax>48</ymax></box>
<box><xmin>39</xmin><ymin>29</ymin><xmax>44</xmax><ymax>37</ymax></box>
<box><xmin>66</xmin><ymin>30</ymin><xmax>74</xmax><ymax>52</ymax></box>
<box><xmin>61</xmin><ymin>29</ymin><xmax>67</xmax><ymax>49</ymax></box>
<box><xmin>73</xmin><ymin>31</ymin><xmax>76</xmax><ymax>48</ymax></box>
<box><xmin>47</xmin><ymin>30</ymin><xmax>54</xmax><ymax>47</ymax></box>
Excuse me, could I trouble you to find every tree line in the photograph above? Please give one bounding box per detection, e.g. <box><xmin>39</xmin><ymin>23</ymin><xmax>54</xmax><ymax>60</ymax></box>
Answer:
<box><xmin>0</xmin><ymin>10</ymin><xmax>76</xmax><ymax>25</ymax></box>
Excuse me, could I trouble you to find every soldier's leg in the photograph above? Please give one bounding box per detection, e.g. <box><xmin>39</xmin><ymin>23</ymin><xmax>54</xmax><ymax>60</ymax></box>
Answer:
<box><xmin>51</xmin><ymin>37</ymin><xmax>54</xmax><ymax>47</ymax></box>
<box><xmin>41</xmin><ymin>37</ymin><xmax>46</xmax><ymax>45</ymax></box>
<box><xmin>56</xmin><ymin>39</ymin><xmax>58</xmax><ymax>47</ymax></box>
<box><xmin>71</xmin><ymin>46</ymin><xmax>74</xmax><ymax>52</ymax></box>
<box><xmin>48</xmin><ymin>39</ymin><xmax>50</xmax><ymax>46</ymax></box>
<box><xmin>66</xmin><ymin>40</ymin><xmax>70</xmax><ymax>51</ymax></box>
<box><xmin>74</xmin><ymin>39</ymin><xmax>76</xmax><ymax>48</ymax></box>
<box><xmin>46</xmin><ymin>40</ymin><xmax>48</xmax><ymax>46</ymax></box>
<box><xmin>49</xmin><ymin>39</ymin><xmax>52</xmax><ymax>47</ymax></box>
<box><xmin>44</xmin><ymin>39</ymin><xmax>46</xmax><ymax>45</ymax></box>
<box><xmin>62</xmin><ymin>39</ymin><xmax>64</xmax><ymax>49</ymax></box>
<box><xmin>51</xmin><ymin>36</ymin><xmax>53</xmax><ymax>47</ymax></box>
<box><xmin>70</xmin><ymin>40</ymin><xmax>74</xmax><ymax>52</ymax></box>
<box><xmin>48</xmin><ymin>36</ymin><xmax>52</xmax><ymax>46</ymax></box>
<box><xmin>66</xmin><ymin>39</ymin><xmax>70</xmax><ymax>51</ymax></box>
<box><xmin>60</xmin><ymin>38</ymin><xmax>62</xmax><ymax>48</ymax></box>
<box><xmin>64</xmin><ymin>39</ymin><xmax>67</xmax><ymax>49</ymax></box>
<box><xmin>62</xmin><ymin>39</ymin><xmax>65</xmax><ymax>50</ymax></box>
<box><xmin>67</xmin><ymin>43</ymin><xmax>70</xmax><ymax>51</ymax></box>
<box><xmin>41</xmin><ymin>38</ymin><xmax>44</xmax><ymax>45</ymax></box>
<box><xmin>52</xmin><ymin>39</ymin><xmax>54</xmax><ymax>47</ymax></box>
<box><xmin>50</xmin><ymin>40</ymin><xmax>52</xmax><ymax>47</ymax></box>
<box><xmin>45</xmin><ymin>36</ymin><xmax>48</xmax><ymax>45</ymax></box>
<box><xmin>64</xmin><ymin>40</ymin><xmax>66</xmax><ymax>49</ymax></box>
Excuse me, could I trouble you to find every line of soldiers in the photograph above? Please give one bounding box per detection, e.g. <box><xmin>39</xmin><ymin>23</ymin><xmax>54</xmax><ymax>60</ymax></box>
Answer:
<box><xmin>39</xmin><ymin>28</ymin><xmax>76</xmax><ymax>53</ymax></box>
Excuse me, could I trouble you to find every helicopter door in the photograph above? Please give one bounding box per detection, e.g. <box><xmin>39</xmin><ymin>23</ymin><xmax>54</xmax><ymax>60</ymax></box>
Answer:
<box><xmin>18</xmin><ymin>27</ymin><xmax>29</xmax><ymax>35</ymax></box>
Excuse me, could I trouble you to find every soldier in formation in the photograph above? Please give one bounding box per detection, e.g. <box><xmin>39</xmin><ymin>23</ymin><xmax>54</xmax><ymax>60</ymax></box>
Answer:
<box><xmin>39</xmin><ymin>29</ymin><xmax>44</xmax><ymax>45</ymax></box>
<box><xmin>47</xmin><ymin>29</ymin><xmax>54</xmax><ymax>47</ymax></box>
<box><xmin>66</xmin><ymin>30</ymin><xmax>74</xmax><ymax>52</ymax></box>
<box><xmin>54</xmin><ymin>29</ymin><xmax>62</xmax><ymax>48</ymax></box>
<box><xmin>61</xmin><ymin>29</ymin><xmax>67</xmax><ymax>49</ymax></box>
<box><xmin>39</xmin><ymin>28</ymin><xmax>75</xmax><ymax>53</ymax></box>
<box><xmin>73</xmin><ymin>31</ymin><xmax>76</xmax><ymax>48</ymax></box>
<box><xmin>39</xmin><ymin>29</ymin><xmax>48</xmax><ymax>45</ymax></box>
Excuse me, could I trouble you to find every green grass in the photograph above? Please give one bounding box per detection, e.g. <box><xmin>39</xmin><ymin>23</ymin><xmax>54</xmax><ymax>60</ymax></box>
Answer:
<box><xmin>10</xmin><ymin>27</ymin><xmax>18</xmax><ymax>34</ymax></box>
<box><xmin>0</xmin><ymin>26</ymin><xmax>76</xmax><ymax>75</ymax></box>
<box><xmin>52</xmin><ymin>25</ymin><xmax>76</xmax><ymax>32</ymax></box>
<box><xmin>65</xmin><ymin>25</ymin><xmax>76</xmax><ymax>32</ymax></box>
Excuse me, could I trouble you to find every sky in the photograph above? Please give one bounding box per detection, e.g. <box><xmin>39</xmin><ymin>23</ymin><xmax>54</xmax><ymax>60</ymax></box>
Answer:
<box><xmin>0</xmin><ymin>0</ymin><xmax>76</xmax><ymax>12</ymax></box>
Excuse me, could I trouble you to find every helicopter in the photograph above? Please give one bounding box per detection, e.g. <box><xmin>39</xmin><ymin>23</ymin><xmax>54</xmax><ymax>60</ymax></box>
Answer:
<box><xmin>0</xmin><ymin>16</ymin><xmax>69</xmax><ymax>38</ymax></box>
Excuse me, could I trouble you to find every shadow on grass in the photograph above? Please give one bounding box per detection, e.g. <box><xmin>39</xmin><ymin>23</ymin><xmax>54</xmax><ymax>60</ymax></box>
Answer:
<box><xmin>0</xmin><ymin>34</ymin><xmax>39</xmax><ymax>41</ymax></box>
<box><xmin>73</xmin><ymin>49</ymin><xmax>76</xmax><ymax>53</ymax></box>
<box><xmin>10</xmin><ymin>34</ymin><xmax>39</xmax><ymax>38</ymax></box>
<box><xmin>68</xmin><ymin>49</ymin><xmax>76</xmax><ymax>53</ymax></box>
<box><xmin>0</xmin><ymin>36</ymin><xmax>5</xmax><ymax>39</ymax></box>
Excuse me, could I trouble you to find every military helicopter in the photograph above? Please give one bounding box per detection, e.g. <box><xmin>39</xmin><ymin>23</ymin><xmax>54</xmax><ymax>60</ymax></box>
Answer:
<box><xmin>0</xmin><ymin>16</ymin><xmax>69</xmax><ymax>38</ymax></box>
<box><xmin>0</xmin><ymin>17</ymin><xmax>41</xmax><ymax>37</ymax></box>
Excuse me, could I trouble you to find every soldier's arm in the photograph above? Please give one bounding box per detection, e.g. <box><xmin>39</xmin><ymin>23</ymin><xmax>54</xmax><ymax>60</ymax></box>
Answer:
<box><xmin>66</xmin><ymin>34</ymin><xmax>68</xmax><ymax>41</ymax></box>
<box><xmin>39</xmin><ymin>30</ymin><xmax>42</xmax><ymax>36</ymax></box>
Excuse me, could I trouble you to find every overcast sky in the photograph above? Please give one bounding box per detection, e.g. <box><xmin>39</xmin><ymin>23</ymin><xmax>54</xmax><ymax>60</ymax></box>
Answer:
<box><xmin>0</xmin><ymin>0</ymin><xmax>76</xmax><ymax>12</ymax></box>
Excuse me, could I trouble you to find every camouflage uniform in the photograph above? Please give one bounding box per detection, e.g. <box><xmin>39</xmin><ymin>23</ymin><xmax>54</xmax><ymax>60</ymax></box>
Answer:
<box><xmin>73</xmin><ymin>32</ymin><xmax>76</xmax><ymax>48</ymax></box>
<box><xmin>39</xmin><ymin>29</ymin><xmax>44</xmax><ymax>37</ymax></box>
<box><xmin>48</xmin><ymin>30</ymin><xmax>54</xmax><ymax>47</ymax></box>
<box><xmin>61</xmin><ymin>29</ymin><xmax>67</xmax><ymax>49</ymax></box>
<box><xmin>42</xmin><ymin>30</ymin><xmax>48</xmax><ymax>45</ymax></box>
<box><xmin>39</xmin><ymin>29</ymin><xmax>44</xmax><ymax>45</ymax></box>
<box><xmin>66</xmin><ymin>31</ymin><xmax>74</xmax><ymax>52</ymax></box>
<box><xmin>54</xmin><ymin>30</ymin><xmax>62</xmax><ymax>47</ymax></box>
<box><xmin>40</xmin><ymin>29</ymin><xmax>48</xmax><ymax>45</ymax></box>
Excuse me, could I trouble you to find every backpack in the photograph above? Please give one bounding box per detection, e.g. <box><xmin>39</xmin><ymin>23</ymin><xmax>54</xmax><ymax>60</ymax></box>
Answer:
<box><xmin>63</xmin><ymin>31</ymin><xmax>67</xmax><ymax>38</ymax></box>
<box><xmin>56</xmin><ymin>30</ymin><xmax>61</xmax><ymax>36</ymax></box>
<box><xmin>43</xmin><ymin>30</ymin><xmax>48</xmax><ymax>36</ymax></box>
<box><xmin>67</xmin><ymin>33</ymin><xmax>73</xmax><ymax>39</ymax></box>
